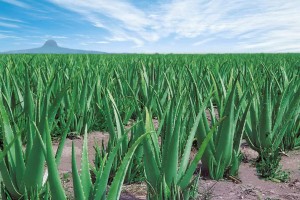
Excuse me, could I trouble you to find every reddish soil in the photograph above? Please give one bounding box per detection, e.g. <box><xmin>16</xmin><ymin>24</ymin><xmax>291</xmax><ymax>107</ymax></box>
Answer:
<box><xmin>53</xmin><ymin>126</ymin><xmax>300</xmax><ymax>200</ymax></box>
<box><xmin>200</xmin><ymin>145</ymin><xmax>300</xmax><ymax>200</ymax></box>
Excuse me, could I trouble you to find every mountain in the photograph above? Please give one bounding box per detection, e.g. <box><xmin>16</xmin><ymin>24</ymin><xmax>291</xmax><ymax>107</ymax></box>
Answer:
<box><xmin>2</xmin><ymin>40</ymin><xmax>106</xmax><ymax>54</ymax></box>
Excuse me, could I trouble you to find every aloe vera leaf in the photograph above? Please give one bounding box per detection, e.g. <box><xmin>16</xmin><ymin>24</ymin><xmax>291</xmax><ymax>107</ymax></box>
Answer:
<box><xmin>179</xmin><ymin>117</ymin><xmax>224</xmax><ymax>188</ymax></box>
<box><xmin>72</xmin><ymin>142</ymin><xmax>85</xmax><ymax>200</ymax></box>
<box><xmin>80</xmin><ymin>127</ymin><xmax>93</xmax><ymax>199</ymax></box>
<box><xmin>93</xmin><ymin>134</ymin><xmax>127</xmax><ymax>200</ymax></box>
<box><xmin>107</xmin><ymin>132</ymin><xmax>149</xmax><ymax>200</ymax></box>
<box><xmin>177</xmin><ymin>91</ymin><xmax>213</xmax><ymax>180</ymax></box>
<box><xmin>142</xmin><ymin>108</ymin><xmax>161</xmax><ymax>191</ymax></box>
<box><xmin>0</xmin><ymin>93</ymin><xmax>16</xmax><ymax>180</ymax></box>
<box><xmin>44</xmin><ymin>118</ymin><xmax>66</xmax><ymax>200</ymax></box>
<box><xmin>259</xmin><ymin>80</ymin><xmax>272</xmax><ymax>148</ymax></box>
<box><xmin>0</xmin><ymin>134</ymin><xmax>23</xmax><ymax>199</ymax></box>
<box><xmin>214</xmin><ymin>75</ymin><xmax>238</xmax><ymax>168</ymax></box>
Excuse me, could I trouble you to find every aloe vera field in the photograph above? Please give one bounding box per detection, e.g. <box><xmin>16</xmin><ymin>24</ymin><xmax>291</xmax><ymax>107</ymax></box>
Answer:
<box><xmin>0</xmin><ymin>54</ymin><xmax>299</xmax><ymax>200</ymax></box>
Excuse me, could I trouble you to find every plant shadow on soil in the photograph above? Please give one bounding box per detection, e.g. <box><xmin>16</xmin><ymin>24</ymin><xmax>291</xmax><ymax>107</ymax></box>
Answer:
<box><xmin>53</xmin><ymin>122</ymin><xmax>300</xmax><ymax>200</ymax></box>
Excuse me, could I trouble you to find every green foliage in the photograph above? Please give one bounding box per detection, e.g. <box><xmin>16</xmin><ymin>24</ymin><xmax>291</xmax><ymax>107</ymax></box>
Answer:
<box><xmin>245</xmin><ymin>67</ymin><xmax>300</xmax><ymax>180</ymax></box>
<box><xmin>0</xmin><ymin>53</ymin><xmax>299</xmax><ymax>199</ymax></box>
<box><xmin>256</xmin><ymin>149</ymin><xmax>290</xmax><ymax>182</ymax></box>
<box><xmin>71</xmin><ymin>125</ymin><xmax>149</xmax><ymax>200</ymax></box>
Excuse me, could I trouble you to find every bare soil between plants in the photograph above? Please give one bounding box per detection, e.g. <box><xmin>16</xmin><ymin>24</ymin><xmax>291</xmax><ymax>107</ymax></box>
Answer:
<box><xmin>53</xmin><ymin>128</ymin><xmax>300</xmax><ymax>200</ymax></box>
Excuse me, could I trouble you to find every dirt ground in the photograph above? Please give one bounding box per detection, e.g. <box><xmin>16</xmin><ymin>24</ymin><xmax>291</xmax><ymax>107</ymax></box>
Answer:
<box><xmin>199</xmin><ymin>145</ymin><xmax>300</xmax><ymax>200</ymax></box>
<box><xmin>53</xmin><ymin>131</ymin><xmax>300</xmax><ymax>200</ymax></box>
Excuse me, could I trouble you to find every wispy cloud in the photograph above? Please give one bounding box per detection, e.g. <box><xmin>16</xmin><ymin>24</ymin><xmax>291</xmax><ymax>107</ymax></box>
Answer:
<box><xmin>25</xmin><ymin>35</ymin><xmax>68</xmax><ymax>39</ymax></box>
<box><xmin>95</xmin><ymin>41</ymin><xmax>109</xmax><ymax>44</ymax></box>
<box><xmin>193</xmin><ymin>38</ymin><xmax>215</xmax><ymax>46</ymax></box>
<box><xmin>1</xmin><ymin>0</ymin><xmax>30</xmax><ymax>9</ymax></box>
<box><xmin>0</xmin><ymin>30</ymin><xmax>13</xmax><ymax>33</ymax></box>
<box><xmin>1</xmin><ymin>0</ymin><xmax>299</xmax><ymax>52</ymax></box>
<box><xmin>105</xmin><ymin>30</ymin><xmax>144</xmax><ymax>47</ymax></box>
<box><xmin>46</xmin><ymin>0</ymin><xmax>300</xmax><ymax>51</ymax></box>
<box><xmin>47</xmin><ymin>35</ymin><xmax>68</xmax><ymax>39</ymax></box>
<box><xmin>0</xmin><ymin>16</ymin><xmax>23</xmax><ymax>29</ymax></box>
<box><xmin>0</xmin><ymin>21</ymin><xmax>20</xmax><ymax>28</ymax></box>
<box><xmin>48</xmin><ymin>0</ymin><xmax>151</xmax><ymax>46</ymax></box>
<box><xmin>0</xmin><ymin>33</ymin><xmax>20</xmax><ymax>39</ymax></box>
<box><xmin>0</xmin><ymin>33</ymin><xmax>10</xmax><ymax>39</ymax></box>
<box><xmin>80</xmin><ymin>41</ymin><xmax>109</xmax><ymax>46</ymax></box>
<box><xmin>0</xmin><ymin>16</ymin><xmax>23</xmax><ymax>23</ymax></box>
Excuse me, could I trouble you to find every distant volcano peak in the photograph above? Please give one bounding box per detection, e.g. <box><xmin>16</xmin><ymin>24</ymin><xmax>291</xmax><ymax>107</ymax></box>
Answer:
<box><xmin>43</xmin><ymin>40</ymin><xmax>58</xmax><ymax>47</ymax></box>
<box><xmin>2</xmin><ymin>39</ymin><xmax>106</xmax><ymax>54</ymax></box>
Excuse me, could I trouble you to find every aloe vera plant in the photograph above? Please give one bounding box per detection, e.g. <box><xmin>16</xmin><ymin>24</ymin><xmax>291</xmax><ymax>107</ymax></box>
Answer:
<box><xmin>71</xmin><ymin>126</ymin><xmax>149</xmax><ymax>200</ymax></box>
<box><xmin>99</xmin><ymin>90</ymin><xmax>147</xmax><ymax>184</ymax></box>
<box><xmin>245</xmin><ymin>72</ymin><xmax>300</xmax><ymax>180</ymax></box>
<box><xmin>0</xmin><ymin>70</ymin><xmax>69</xmax><ymax>199</ymax></box>
<box><xmin>141</xmin><ymin>90</ymin><xmax>223</xmax><ymax>200</ymax></box>
<box><xmin>0</xmin><ymin>53</ymin><xmax>299</xmax><ymax>199</ymax></box>
<box><xmin>189</xmin><ymin>69</ymin><xmax>251</xmax><ymax>180</ymax></box>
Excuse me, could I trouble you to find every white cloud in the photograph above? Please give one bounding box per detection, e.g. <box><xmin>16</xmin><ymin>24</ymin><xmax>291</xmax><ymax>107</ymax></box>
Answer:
<box><xmin>107</xmin><ymin>33</ymin><xmax>144</xmax><ymax>47</ymax></box>
<box><xmin>47</xmin><ymin>35</ymin><xmax>68</xmax><ymax>39</ymax></box>
<box><xmin>80</xmin><ymin>42</ymin><xmax>89</xmax><ymax>46</ymax></box>
<box><xmin>0</xmin><ymin>30</ymin><xmax>13</xmax><ymax>33</ymax></box>
<box><xmin>0</xmin><ymin>16</ymin><xmax>23</xmax><ymax>23</ymax></box>
<box><xmin>47</xmin><ymin>0</ymin><xmax>152</xmax><ymax>46</ymax></box>
<box><xmin>80</xmin><ymin>41</ymin><xmax>109</xmax><ymax>46</ymax></box>
<box><xmin>0</xmin><ymin>16</ymin><xmax>24</xmax><ymax>29</ymax></box>
<box><xmin>46</xmin><ymin>0</ymin><xmax>300</xmax><ymax>51</ymax></box>
<box><xmin>0</xmin><ymin>33</ymin><xmax>20</xmax><ymax>39</ymax></box>
<box><xmin>25</xmin><ymin>35</ymin><xmax>68</xmax><ymax>39</ymax></box>
<box><xmin>95</xmin><ymin>41</ymin><xmax>109</xmax><ymax>44</ymax></box>
<box><xmin>0</xmin><ymin>34</ymin><xmax>9</xmax><ymax>39</ymax></box>
<box><xmin>1</xmin><ymin>0</ymin><xmax>30</xmax><ymax>9</ymax></box>
<box><xmin>193</xmin><ymin>38</ymin><xmax>215</xmax><ymax>46</ymax></box>
<box><xmin>0</xmin><ymin>21</ymin><xmax>20</xmax><ymax>28</ymax></box>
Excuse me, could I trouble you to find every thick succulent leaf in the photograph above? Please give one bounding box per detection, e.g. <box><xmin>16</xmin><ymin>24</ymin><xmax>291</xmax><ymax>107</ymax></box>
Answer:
<box><xmin>23</xmin><ymin>98</ymin><xmax>48</xmax><ymax>191</ymax></box>
<box><xmin>93</xmin><ymin>134</ymin><xmax>127</xmax><ymax>200</ymax></box>
<box><xmin>142</xmin><ymin>108</ymin><xmax>161</xmax><ymax>190</ymax></box>
<box><xmin>214</xmin><ymin>75</ymin><xmax>238</xmax><ymax>168</ymax></box>
<box><xmin>177</xmin><ymin>91</ymin><xmax>213</xmax><ymax>180</ymax></box>
<box><xmin>0</xmin><ymin>94</ymin><xmax>16</xmax><ymax>179</ymax></box>
<box><xmin>80</xmin><ymin>127</ymin><xmax>93</xmax><ymax>199</ymax></box>
<box><xmin>42</xmin><ymin>119</ymin><xmax>66</xmax><ymax>200</ymax></box>
<box><xmin>107</xmin><ymin>132</ymin><xmax>149</xmax><ymax>200</ymax></box>
<box><xmin>72</xmin><ymin>142</ymin><xmax>85</xmax><ymax>200</ymax></box>
<box><xmin>179</xmin><ymin>117</ymin><xmax>224</xmax><ymax>188</ymax></box>
<box><xmin>0</xmin><ymin>160</ymin><xmax>21</xmax><ymax>198</ymax></box>
<box><xmin>258</xmin><ymin>80</ymin><xmax>272</xmax><ymax>148</ymax></box>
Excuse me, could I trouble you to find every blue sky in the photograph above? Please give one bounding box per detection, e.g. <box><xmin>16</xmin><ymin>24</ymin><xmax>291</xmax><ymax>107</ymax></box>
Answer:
<box><xmin>0</xmin><ymin>0</ymin><xmax>300</xmax><ymax>53</ymax></box>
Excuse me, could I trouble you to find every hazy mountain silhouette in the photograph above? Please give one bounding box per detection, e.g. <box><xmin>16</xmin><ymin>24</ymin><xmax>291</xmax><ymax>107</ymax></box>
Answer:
<box><xmin>2</xmin><ymin>40</ymin><xmax>106</xmax><ymax>54</ymax></box>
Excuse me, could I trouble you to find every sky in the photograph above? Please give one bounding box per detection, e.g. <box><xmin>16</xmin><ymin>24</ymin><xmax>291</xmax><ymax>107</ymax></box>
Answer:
<box><xmin>0</xmin><ymin>0</ymin><xmax>300</xmax><ymax>53</ymax></box>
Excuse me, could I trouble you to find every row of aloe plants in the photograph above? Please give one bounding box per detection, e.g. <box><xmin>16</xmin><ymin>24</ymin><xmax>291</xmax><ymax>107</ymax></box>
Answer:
<box><xmin>0</xmin><ymin>79</ymin><xmax>218</xmax><ymax>199</ymax></box>
<box><xmin>0</xmin><ymin>54</ymin><xmax>299</xmax><ymax>199</ymax></box>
